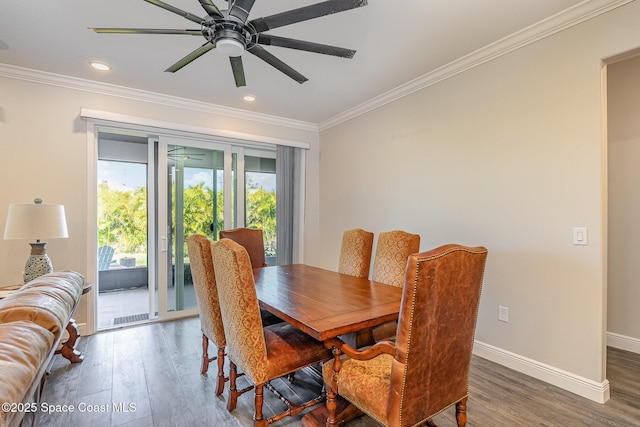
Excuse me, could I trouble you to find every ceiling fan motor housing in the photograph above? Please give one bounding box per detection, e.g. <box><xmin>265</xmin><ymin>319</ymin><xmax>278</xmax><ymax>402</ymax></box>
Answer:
<box><xmin>204</xmin><ymin>20</ymin><xmax>253</xmax><ymax>56</ymax></box>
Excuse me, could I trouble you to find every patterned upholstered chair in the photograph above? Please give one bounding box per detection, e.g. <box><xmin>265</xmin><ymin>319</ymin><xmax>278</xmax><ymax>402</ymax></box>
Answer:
<box><xmin>219</xmin><ymin>227</ymin><xmax>269</xmax><ymax>268</ymax></box>
<box><xmin>323</xmin><ymin>244</ymin><xmax>488</xmax><ymax>427</ymax></box>
<box><xmin>338</xmin><ymin>228</ymin><xmax>374</xmax><ymax>279</ymax></box>
<box><xmin>372</xmin><ymin>230</ymin><xmax>421</xmax><ymax>287</ymax></box>
<box><xmin>211</xmin><ymin>238</ymin><xmax>333</xmax><ymax>426</ymax></box>
<box><xmin>185</xmin><ymin>234</ymin><xmax>227</xmax><ymax>396</ymax></box>
<box><xmin>370</xmin><ymin>230</ymin><xmax>420</xmax><ymax>341</ymax></box>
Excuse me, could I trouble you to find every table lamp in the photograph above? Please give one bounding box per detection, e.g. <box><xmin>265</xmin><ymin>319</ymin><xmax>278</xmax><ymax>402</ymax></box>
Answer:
<box><xmin>3</xmin><ymin>198</ymin><xmax>69</xmax><ymax>283</ymax></box>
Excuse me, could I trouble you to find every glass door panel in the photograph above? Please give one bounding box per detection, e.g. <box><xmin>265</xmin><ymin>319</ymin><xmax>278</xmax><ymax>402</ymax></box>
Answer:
<box><xmin>158</xmin><ymin>138</ymin><xmax>228</xmax><ymax>316</ymax></box>
<box><xmin>244</xmin><ymin>154</ymin><xmax>277</xmax><ymax>264</ymax></box>
<box><xmin>96</xmin><ymin>136</ymin><xmax>153</xmax><ymax>329</ymax></box>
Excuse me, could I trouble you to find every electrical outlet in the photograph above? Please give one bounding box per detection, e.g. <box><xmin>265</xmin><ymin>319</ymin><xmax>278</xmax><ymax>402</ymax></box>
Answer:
<box><xmin>498</xmin><ymin>306</ymin><xmax>509</xmax><ymax>323</ymax></box>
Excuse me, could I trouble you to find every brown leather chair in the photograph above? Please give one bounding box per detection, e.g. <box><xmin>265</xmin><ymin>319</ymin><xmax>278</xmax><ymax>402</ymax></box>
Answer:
<box><xmin>372</xmin><ymin>230</ymin><xmax>421</xmax><ymax>287</ymax></box>
<box><xmin>323</xmin><ymin>244</ymin><xmax>488</xmax><ymax>427</ymax></box>
<box><xmin>219</xmin><ymin>227</ymin><xmax>269</xmax><ymax>268</ymax></box>
<box><xmin>185</xmin><ymin>234</ymin><xmax>227</xmax><ymax>396</ymax></box>
<box><xmin>219</xmin><ymin>227</ymin><xmax>282</xmax><ymax>327</ymax></box>
<box><xmin>338</xmin><ymin>228</ymin><xmax>374</xmax><ymax>279</ymax></box>
<box><xmin>211</xmin><ymin>238</ymin><xmax>333</xmax><ymax>426</ymax></box>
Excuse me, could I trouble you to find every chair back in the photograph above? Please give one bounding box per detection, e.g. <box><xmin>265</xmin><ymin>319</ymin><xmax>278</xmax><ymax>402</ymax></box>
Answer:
<box><xmin>387</xmin><ymin>244</ymin><xmax>488</xmax><ymax>425</ymax></box>
<box><xmin>372</xmin><ymin>230</ymin><xmax>420</xmax><ymax>287</ymax></box>
<box><xmin>338</xmin><ymin>228</ymin><xmax>374</xmax><ymax>279</ymax></box>
<box><xmin>186</xmin><ymin>235</ymin><xmax>226</xmax><ymax>348</ymax></box>
<box><xmin>97</xmin><ymin>245</ymin><xmax>114</xmax><ymax>271</ymax></box>
<box><xmin>219</xmin><ymin>227</ymin><xmax>267</xmax><ymax>268</ymax></box>
<box><xmin>211</xmin><ymin>238</ymin><xmax>268</xmax><ymax>384</ymax></box>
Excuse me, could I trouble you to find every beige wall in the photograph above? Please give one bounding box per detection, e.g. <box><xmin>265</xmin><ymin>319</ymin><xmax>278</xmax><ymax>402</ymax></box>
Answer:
<box><xmin>0</xmin><ymin>76</ymin><xmax>320</xmax><ymax>329</ymax></box>
<box><xmin>608</xmin><ymin>54</ymin><xmax>640</xmax><ymax>342</ymax></box>
<box><xmin>317</xmin><ymin>1</ymin><xmax>640</xmax><ymax>390</ymax></box>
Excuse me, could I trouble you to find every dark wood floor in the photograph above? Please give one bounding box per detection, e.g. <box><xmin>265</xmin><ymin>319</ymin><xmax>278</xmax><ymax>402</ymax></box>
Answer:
<box><xmin>38</xmin><ymin>317</ymin><xmax>640</xmax><ymax>426</ymax></box>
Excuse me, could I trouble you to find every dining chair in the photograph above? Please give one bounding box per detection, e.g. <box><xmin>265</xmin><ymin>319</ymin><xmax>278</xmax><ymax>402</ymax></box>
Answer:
<box><xmin>185</xmin><ymin>234</ymin><xmax>227</xmax><ymax>396</ymax></box>
<box><xmin>371</xmin><ymin>230</ymin><xmax>421</xmax><ymax>287</ymax></box>
<box><xmin>323</xmin><ymin>244</ymin><xmax>488</xmax><ymax>427</ymax></box>
<box><xmin>370</xmin><ymin>230</ymin><xmax>420</xmax><ymax>341</ymax></box>
<box><xmin>219</xmin><ymin>227</ymin><xmax>269</xmax><ymax>268</ymax></box>
<box><xmin>338</xmin><ymin>228</ymin><xmax>374</xmax><ymax>279</ymax></box>
<box><xmin>211</xmin><ymin>238</ymin><xmax>333</xmax><ymax>426</ymax></box>
<box><xmin>219</xmin><ymin>227</ymin><xmax>283</xmax><ymax>327</ymax></box>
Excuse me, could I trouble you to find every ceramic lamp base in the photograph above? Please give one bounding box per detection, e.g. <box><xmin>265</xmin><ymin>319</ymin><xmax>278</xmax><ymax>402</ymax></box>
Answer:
<box><xmin>23</xmin><ymin>242</ymin><xmax>53</xmax><ymax>283</ymax></box>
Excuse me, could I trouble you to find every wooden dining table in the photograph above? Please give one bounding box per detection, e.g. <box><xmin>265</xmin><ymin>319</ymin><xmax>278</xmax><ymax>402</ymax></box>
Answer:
<box><xmin>253</xmin><ymin>263</ymin><xmax>403</xmax><ymax>427</ymax></box>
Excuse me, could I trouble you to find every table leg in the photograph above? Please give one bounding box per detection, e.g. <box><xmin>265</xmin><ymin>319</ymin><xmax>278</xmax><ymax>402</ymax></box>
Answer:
<box><xmin>55</xmin><ymin>318</ymin><xmax>84</xmax><ymax>363</ymax></box>
<box><xmin>301</xmin><ymin>395</ymin><xmax>363</xmax><ymax>427</ymax></box>
<box><xmin>301</xmin><ymin>344</ymin><xmax>364</xmax><ymax>427</ymax></box>
<box><xmin>340</xmin><ymin>328</ymin><xmax>374</xmax><ymax>349</ymax></box>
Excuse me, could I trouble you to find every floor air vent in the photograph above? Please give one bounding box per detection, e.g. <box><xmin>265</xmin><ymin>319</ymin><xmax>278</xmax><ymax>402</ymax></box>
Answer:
<box><xmin>113</xmin><ymin>313</ymin><xmax>149</xmax><ymax>325</ymax></box>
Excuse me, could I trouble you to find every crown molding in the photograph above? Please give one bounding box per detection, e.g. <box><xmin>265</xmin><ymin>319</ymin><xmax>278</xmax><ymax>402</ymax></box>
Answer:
<box><xmin>0</xmin><ymin>63</ymin><xmax>319</xmax><ymax>133</ymax></box>
<box><xmin>319</xmin><ymin>0</ymin><xmax>633</xmax><ymax>131</ymax></box>
<box><xmin>1</xmin><ymin>0</ymin><xmax>631</xmax><ymax>133</ymax></box>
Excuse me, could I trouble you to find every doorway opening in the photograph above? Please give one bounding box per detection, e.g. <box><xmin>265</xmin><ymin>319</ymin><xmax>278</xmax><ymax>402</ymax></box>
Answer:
<box><xmin>97</xmin><ymin>134</ymin><xmax>153</xmax><ymax>329</ymax></box>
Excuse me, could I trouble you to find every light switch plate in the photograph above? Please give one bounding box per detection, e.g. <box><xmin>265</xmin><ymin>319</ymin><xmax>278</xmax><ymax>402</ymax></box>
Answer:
<box><xmin>573</xmin><ymin>227</ymin><xmax>588</xmax><ymax>245</ymax></box>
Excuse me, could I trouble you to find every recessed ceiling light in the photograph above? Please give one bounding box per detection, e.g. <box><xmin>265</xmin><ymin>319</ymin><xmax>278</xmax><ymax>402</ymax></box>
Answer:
<box><xmin>243</xmin><ymin>94</ymin><xmax>256</xmax><ymax>102</ymax></box>
<box><xmin>90</xmin><ymin>61</ymin><xmax>110</xmax><ymax>71</ymax></box>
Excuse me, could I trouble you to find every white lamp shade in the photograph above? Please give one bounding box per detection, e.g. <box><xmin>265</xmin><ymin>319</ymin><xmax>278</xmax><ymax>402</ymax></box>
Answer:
<box><xmin>3</xmin><ymin>203</ymin><xmax>68</xmax><ymax>241</ymax></box>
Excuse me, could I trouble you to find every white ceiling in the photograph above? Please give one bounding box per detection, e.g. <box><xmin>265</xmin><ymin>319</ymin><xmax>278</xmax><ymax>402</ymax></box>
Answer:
<box><xmin>0</xmin><ymin>0</ymin><xmax>608</xmax><ymax>125</ymax></box>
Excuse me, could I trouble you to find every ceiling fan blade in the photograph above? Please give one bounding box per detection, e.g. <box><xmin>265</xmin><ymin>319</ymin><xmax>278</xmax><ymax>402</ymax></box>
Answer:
<box><xmin>250</xmin><ymin>0</ymin><xmax>367</xmax><ymax>33</ymax></box>
<box><xmin>198</xmin><ymin>0</ymin><xmax>223</xmax><ymax>18</ymax></box>
<box><xmin>228</xmin><ymin>0</ymin><xmax>256</xmax><ymax>24</ymax></box>
<box><xmin>165</xmin><ymin>42</ymin><xmax>215</xmax><ymax>73</ymax></box>
<box><xmin>247</xmin><ymin>44</ymin><xmax>308</xmax><ymax>84</ymax></box>
<box><xmin>257</xmin><ymin>34</ymin><xmax>355</xmax><ymax>58</ymax></box>
<box><xmin>90</xmin><ymin>28</ymin><xmax>202</xmax><ymax>35</ymax></box>
<box><xmin>230</xmin><ymin>56</ymin><xmax>247</xmax><ymax>87</ymax></box>
<box><xmin>143</xmin><ymin>0</ymin><xmax>205</xmax><ymax>25</ymax></box>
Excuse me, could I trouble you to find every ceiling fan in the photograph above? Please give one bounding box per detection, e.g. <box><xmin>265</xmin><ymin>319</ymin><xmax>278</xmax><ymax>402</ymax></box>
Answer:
<box><xmin>90</xmin><ymin>0</ymin><xmax>367</xmax><ymax>87</ymax></box>
<box><xmin>168</xmin><ymin>147</ymin><xmax>205</xmax><ymax>161</ymax></box>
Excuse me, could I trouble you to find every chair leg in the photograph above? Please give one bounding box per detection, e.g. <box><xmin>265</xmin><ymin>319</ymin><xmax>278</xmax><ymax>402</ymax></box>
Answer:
<box><xmin>215</xmin><ymin>346</ymin><xmax>226</xmax><ymax>396</ymax></box>
<box><xmin>253</xmin><ymin>383</ymin><xmax>268</xmax><ymax>427</ymax></box>
<box><xmin>227</xmin><ymin>361</ymin><xmax>239</xmax><ymax>412</ymax></box>
<box><xmin>326</xmin><ymin>347</ymin><xmax>343</xmax><ymax>427</ymax></box>
<box><xmin>455</xmin><ymin>398</ymin><xmax>467</xmax><ymax>427</ymax></box>
<box><xmin>326</xmin><ymin>387</ymin><xmax>338</xmax><ymax>427</ymax></box>
<box><xmin>201</xmin><ymin>334</ymin><xmax>210</xmax><ymax>374</ymax></box>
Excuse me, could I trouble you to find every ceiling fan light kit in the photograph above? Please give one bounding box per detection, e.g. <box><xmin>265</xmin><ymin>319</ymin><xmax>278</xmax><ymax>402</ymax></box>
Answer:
<box><xmin>216</xmin><ymin>38</ymin><xmax>245</xmax><ymax>57</ymax></box>
<box><xmin>90</xmin><ymin>0</ymin><xmax>367</xmax><ymax>87</ymax></box>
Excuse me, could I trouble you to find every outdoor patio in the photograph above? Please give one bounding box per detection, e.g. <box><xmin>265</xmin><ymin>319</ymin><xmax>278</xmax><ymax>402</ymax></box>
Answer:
<box><xmin>97</xmin><ymin>283</ymin><xmax>197</xmax><ymax>330</ymax></box>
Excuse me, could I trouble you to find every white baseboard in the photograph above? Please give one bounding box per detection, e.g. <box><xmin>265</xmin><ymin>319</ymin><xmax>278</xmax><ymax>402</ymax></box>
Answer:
<box><xmin>607</xmin><ymin>332</ymin><xmax>640</xmax><ymax>354</ymax></box>
<box><xmin>473</xmin><ymin>341</ymin><xmax>610</xmax><ymax>403</ymax></box>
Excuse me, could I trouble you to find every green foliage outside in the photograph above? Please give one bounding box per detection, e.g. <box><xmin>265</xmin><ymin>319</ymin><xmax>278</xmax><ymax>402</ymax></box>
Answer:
<box><xmin>98</xmin><ymin>182</ymin><xmax>148</xmax><ymax>262</ymax></box>
<box><xmin>246</xmin><ymin>186</ymin><xmax>277</xmax><ymax>257</ymax></box>
<box><xmin>98</xmin><ymin>178</ymin><xmax>277</xmax><ymax>266</ymax></box>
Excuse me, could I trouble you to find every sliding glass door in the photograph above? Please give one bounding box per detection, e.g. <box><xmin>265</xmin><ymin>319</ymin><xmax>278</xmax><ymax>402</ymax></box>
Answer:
<box><xmin>94</xmin><ymin>128</ymin><xmax>279</xmax><ymax>327</ymax></box>
<box><xmin>96</xmin><ymin>134</ymin><xmax>155</xmax><ymax>329</ymax></box>
<box><xmin>157</xmin><ymin>137</ymin><xmax>232</xmax><ymax>317</ymax></box>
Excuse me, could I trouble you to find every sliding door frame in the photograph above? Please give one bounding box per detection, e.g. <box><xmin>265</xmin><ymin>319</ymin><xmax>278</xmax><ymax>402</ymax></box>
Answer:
<box><xmin>157</xmin><ymin>135</ymin><xmax>233</xmax><ymax>321</ymax></box>
<box><xmin>85</xmin><ymin>112</ymin><xmax>306</xmax><ymax>334</ymax></box>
